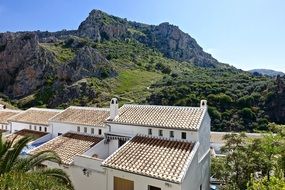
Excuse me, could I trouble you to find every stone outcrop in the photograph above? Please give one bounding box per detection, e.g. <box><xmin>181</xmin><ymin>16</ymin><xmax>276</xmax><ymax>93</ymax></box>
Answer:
<box><xmin>0</xmin><ymin>9</ymin><xmax>228</xmax><ymax>107</ymax></box>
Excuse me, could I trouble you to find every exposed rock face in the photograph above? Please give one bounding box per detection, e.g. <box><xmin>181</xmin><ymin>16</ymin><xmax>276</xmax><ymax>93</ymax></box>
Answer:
<box><xmin>0</xmin><ymin>31</ymin><xmax>113</xmax><ymax>99</ymax></box>
<box><xmin>77</xmin><ymin>10</ymin><xmax>218</xmax><ymax>67</ymax></box>
<box><xmin>0</xmin><ymin>32</ymin><xmax>57</xmax><ymax>98</ymax></box>
<box><xmin>266</xmin><ymin>75</ymin><xmax>285</xmax><ymax>123</ymax></box>
<box><xmin>78</xmin><ymin>10</ymin><xmax>128</xmax><ymax>41</ymax></box>
<box><xmin>0</xmin><ymin>9</ymin><xmax>229</xmax><ymax>108</ymax></box>
<box><xmin>133</xmin><ymin>22</ymin><xmax>218</xmax><ymax>67</ymax></box>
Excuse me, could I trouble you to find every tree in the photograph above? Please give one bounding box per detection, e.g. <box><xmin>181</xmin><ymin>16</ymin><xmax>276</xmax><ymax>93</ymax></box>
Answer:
<box><xmin>248</xmin><ymin>176</ymin><xmax>285</xmax><ymax>190</ymax></box>
<box><xmin>214</xmin><ymin>132</ymin><xmax>285</xmax><ymax>190</ymax></box>
<box><xmin>221</xmin><ymin>133</ymin><xmax>251</xmax><ymax>189</ymax></box>
<box><xmin>0</xmin><ymin>133</ymin><xmax>73</xmax><ymax>189</ymax></box>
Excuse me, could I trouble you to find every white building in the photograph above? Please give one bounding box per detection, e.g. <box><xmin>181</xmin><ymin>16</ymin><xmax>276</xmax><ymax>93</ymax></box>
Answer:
<box><xmin>28</xmin><ymin>98</ymin><xmax>211</xmax><ymax>190</ymax></box>
<box><xmin>8</xmin><ymin>108</ymin><xmax>62</xmax><ymax>133</ymax></box>
<box><xmin>0</xmin><ymin>108</ymin><xmax>22</xmax><ymax>132</ymax></box>
<box><xmin>49</xmin><ymin>106</ymin><xmax>110</xmax><ymax>137</ymax></box>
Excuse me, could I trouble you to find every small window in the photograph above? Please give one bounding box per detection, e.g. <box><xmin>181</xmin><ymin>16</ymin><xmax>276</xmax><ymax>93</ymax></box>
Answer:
<box><xmin>98</xmin><ymin>129</ymin><xmax>102</xmax><ymax>135</ymax></box>
<box><xmin>44</xmin><ymin>127</ymin><xmax>47</xmax><ymax>132</ymax></box>
<box><xmin>84</xmin><ymin>127</ymin><xmax>87</xmax><ymax>133</ymax></box>
<box><xmin>58</xmin><ymin>133</ymin><xmax>62</xmax><ymax>136</ymax></box>
<box><xmin>77</xmin><ymin>126</ymin><xmax>80</xmax><ymax>132</ymax></box>
<box><xmin>39</xmin><ymin>126</ymin><xmax>42</xmax><ymax>131</ymax></box>
<box><xmin>159</xmin><ymin>130</ymin><xmax>163</xmax><ymax>137</ymax></box>
<box><xmin>34</xmin><ymin>126</ymin><xmax>37</xmax><ymax>131</ymax></box>
<box><xmin>181</xmin><ymin>132</ymin><xmax>187</xmax><ymax>139</ymax></box>
<box><xmin>148</xmin><ymin>128</ymin><xmax>152</xmax><ymax>135</ymax></box>
<box><xmin>170</xmin><ymin>131</ymin><xmax>174</xmax><ymax>138</ymax></box>
<box><xmin>29</xmin><ymin>125</ymin><xmax>32</xmax><ymax>130</ymax></box>
<box><xmin>91</xmin><ymin>128</ymin><xmax>94</xmax><ymax>134</ymax></box>
<box><xmin>148</xmin><ymin>185</ymin><xmax>161</xmax><ymax>190</ymax></box>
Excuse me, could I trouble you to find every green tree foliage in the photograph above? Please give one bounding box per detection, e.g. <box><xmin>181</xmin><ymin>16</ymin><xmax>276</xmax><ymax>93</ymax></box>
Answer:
<box><xmin>211</xmin><ymin>131</ymin><xmax>285</xmax><ymax>190</ymax></box>
<box><xmin>0</xmin><ymin>133</ymin><xmax>73</xmax><ymax>189</ymax></box>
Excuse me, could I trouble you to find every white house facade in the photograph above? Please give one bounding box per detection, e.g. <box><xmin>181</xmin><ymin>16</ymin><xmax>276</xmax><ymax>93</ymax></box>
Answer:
<box><xmin>1</xmin><ymin>98</ymin><xmax>211</xmax><ymax>190</ymax></box>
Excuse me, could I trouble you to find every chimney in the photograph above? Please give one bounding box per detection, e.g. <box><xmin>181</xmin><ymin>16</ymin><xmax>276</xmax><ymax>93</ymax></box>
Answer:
<box><xmin>110</xmin><ymin>98</ymin><xmax>118</xmax><ymax>120</ymax></box>
<box><xmin>0</xmin><ymin>104</ymin><xmax>6</xmax><ymax>110</ymax></box>
<box><xmin>200</xmin><ymin>100</ymin><xmax>207</xmax><ymax>108</ymax></box>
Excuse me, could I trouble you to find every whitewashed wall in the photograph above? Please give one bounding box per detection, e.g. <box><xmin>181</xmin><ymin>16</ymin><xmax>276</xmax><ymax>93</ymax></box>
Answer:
<box><xmin>181</xmin><ymin>143</ymin><xmax>201</xmax><ymax>190</ymax></box>
<box><xmin>106</xmin><ymin>168</ymin><xmax>181</xmax><ymax>190</ymax></box>
<box><xmin>198</xmin><ymin>112</ymin><xmax>211</xmax><ymax>161</ymax></box>
<box><xmin>11</xmin><ymin>122</ymin><xmax>49</xmax><ymax>133</ymax></box>
<box><xmin>44</xmin><ymin>161</ymin><xmax>107</xmax><ymax>190</ymax></box>
<box><xmin>11</xmin><ymin>122</ymin><xmax>29</xmax><ymax>132</ymax></box>
<box><xmin>108</xmin><ymin>123</ymin><xmax>198</xmax><ymax>142</ymax></box>
<box><xmin>50</xmin><ymin>121</ymin><xmax>108</xmax><ymax>138</ymax></box>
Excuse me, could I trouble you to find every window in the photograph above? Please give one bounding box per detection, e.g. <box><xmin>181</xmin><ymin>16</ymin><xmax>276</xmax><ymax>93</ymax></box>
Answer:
<box><xmin>118</xmin><ymin>139</ymin><xmax>126</xmax><ymax>147</ymax></box>
<box><xmin>98</xmin><ymin>129</ymin><xmax>102</xmax><ymax>135</ymax></box>
<box><xmin>1</xmin><ymin>125</ymin><xmax>3</xmax><ymax>129</ymax></box>
<box><xmin>77</xmin><ymin>126</ymin><xmax>80</xmax><ymax>132</ymax></box>
<box><xmin>148</xmin><ymin>185</ymin><xmax>161</xmax><ymax>190</ymax></box>
<box><xmin>84</xmin><ymin>127</ymin><xmax>87</xmax><ymax>133</ymax></box>
<box><xmin>29</xmin><ymin>125</ymin><xmax>32</xmax><ymax>130</ymax></box>
<box><xmin>34</xmin><ymin>126</ymin><xmax>37</xmax><ymax>131</ymax></box>
<box><xmin>170</xmin><ymin>131</ymin><xmax>174</xmax><ymax>138</ymax></box>
<box><xmin>181</xmin><ymin>132</ymin><xmax>187</xmax><ymax>139</ymax></box>
<box><xmin>39</xmin><ymin>126</ymin><xmax>42</xmax><ymax>131</ymax></box>
<box><xmin>91</xmin><ymin>128</ymin><xmax>94</xmax><ymax>134</ymax></box>
<box><xmin>58</xmin><ymin>133</ymin><xmax>62</xmax><ymax>136</ymax></box>
<box><xmin>148</xmin><ymin>128</ymin><xmax>152</xmax><ymax>135</ymax></box>
<box><xmin>159</xmin><ymin>130</ymin><xmax>163</xmax><ymax>137</ymax></box>
<box><xmin>44</xmin><ymin>127</ymin><xmax>47</xmax><ymax>132</ymax></box>
<box><xmin>200</xmin><ymin>184</ymin><xmax>202</xmax><ymax>190</ymax></box>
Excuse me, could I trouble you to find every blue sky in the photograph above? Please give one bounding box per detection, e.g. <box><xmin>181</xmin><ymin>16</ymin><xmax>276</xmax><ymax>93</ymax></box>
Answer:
<box><xmin>0</xmin><ymin>0</ymin><xmax>284</xmax><ymax>72</ymax></box>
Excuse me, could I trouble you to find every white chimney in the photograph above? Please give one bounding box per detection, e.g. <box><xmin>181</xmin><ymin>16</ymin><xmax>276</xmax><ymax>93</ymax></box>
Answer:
<box><xmin>200</xmin><ymin>100</ymin><xmax>207</xmax><ymax>108</ymax></box>
<box><xmin>110</xmin><ymin>98</ymin><xmax>118</xmax><ymax>120</ymax></box>
<box><xmin>0</xmin><ymin>104</ymin><xmax>5</xmax><ymax>110</ymax></box>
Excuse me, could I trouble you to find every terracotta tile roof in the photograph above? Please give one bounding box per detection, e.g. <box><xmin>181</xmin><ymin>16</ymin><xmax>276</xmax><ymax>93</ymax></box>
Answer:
<box><xmin>30</xmin><ymin>132</ymin><xmax>103</xmax><ymax>165</ymax></box>
<box><xmin>0</xmin><ymin>110</ymin><xmax>22</xmax><ymax>124</ymax></box>
<box><xmin>8</xmin><ymin>108</ymin><xmax>61</xmax><ymax>125</ymax></box>
<box><xmin>6</xmin><ymin>129</ymin><xmax>48</xmax><ymax>143</ymax></box>
<box><xmin>111</xmin><ymin>104</ymin><xmax>206</xmax><ymax>130</ymax></box>
<box><xmin>50</xmin><ymin>106</ymin><xmax>110</xmax><ymax>127</ymax></box>
<box><xmin>102</xmin><ymin>135</ymin><xmax>195</xmax><ymax>183</ymax></box>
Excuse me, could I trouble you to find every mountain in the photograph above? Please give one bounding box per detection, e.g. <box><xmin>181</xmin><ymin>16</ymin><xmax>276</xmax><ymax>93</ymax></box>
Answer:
<box><xmin>249</xmin><ymin>69</ymin><xmax>285</xmax><ymax>77</ymax></box>
<box><xmin>0</xmin><ymin>9</ymin><xmax>284</xmax><ymax>131</ymax></box>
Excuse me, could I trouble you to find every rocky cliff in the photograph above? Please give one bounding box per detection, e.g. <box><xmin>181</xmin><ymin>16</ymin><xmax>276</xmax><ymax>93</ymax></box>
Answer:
<box><xmin>0</xmin><ymin>9</ymin><xmax>219</xmax><ymax>103</ymax></box>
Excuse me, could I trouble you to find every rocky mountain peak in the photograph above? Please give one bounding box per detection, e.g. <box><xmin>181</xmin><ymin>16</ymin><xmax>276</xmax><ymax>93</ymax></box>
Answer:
<box><xmin>77</xmin><ymin>9</ymin><xmax>128</xmax><ymax>41</ymax></box>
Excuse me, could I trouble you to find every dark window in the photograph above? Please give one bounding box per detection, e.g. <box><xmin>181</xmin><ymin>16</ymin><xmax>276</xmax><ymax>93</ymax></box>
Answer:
<box><xmin>84</xmin><ymin>127</ymin><xmax>87</xmax><ymax>133</ymax></box>
<box><xmin>170</xmin><ymin>131</ymin><xmax>174</xmax><ymax>138</ymax></box>
<box><xmin>148</xmin><ymin>185</ymin><xmax>161</xmax><ymax>190</ymax></box>
<box><xmin>91</xmin><ymin>128</ymin><xmax>94</xmax><ymax>134</ymax></box>
<box><xmin>77</xmin><ymin>126</ymin><xmax>80</xmax><ymax>132</ymax></box>
<box><xmin>159</xmin><ymin>130</ymin><xmax>163</xmax><ymax>136</ymax></box>
<box><xmin>58</xmin><ymin>133</ymin><xmax>62</xmax><ymax>136</ymax></box>
<box><xmin>118</xmin><ymin>139</ymin><xmax>126</xmax><ymax>147</ymax></box>
<box><xmin>200</xmin><ymin>184</ymin><xmax>202</xmax><ymax>190</ymax></box>
<box><xmin>181</xmin><ymin>132</ymin><xmax>187</xmax><ymax>139</ymax></box>
<box><xmin>44</xmin><ymin>127</ymin><xmax>47</xmax><ymax>132</ymax></box>
<box><xmin>98</xmin><ymin>129</ymin><xmax>102</xmax><ymax>135</ymax></box>
<box><xmin>39</xmin><ymin>126</ymin><xmax>42</xmax><ymax>131</ymax></box>
<box><xmin>148</xmin><ymin>128</ymin><xmax>152</xmax><ymax>135</ymax></box>
<box><xmin>29</xmin><ymin>125</ymin><xmax>32</xmax><ymax>130</ymax></box>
